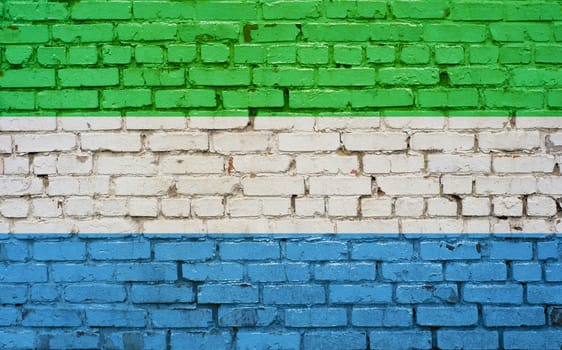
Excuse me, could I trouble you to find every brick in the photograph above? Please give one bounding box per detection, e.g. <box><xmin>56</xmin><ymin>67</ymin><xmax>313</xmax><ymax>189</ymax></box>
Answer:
<box><xmin>0</xmin><ymin>241</ymin><xmax>29</xmax><ymax>262</ymax></box>
<box><xmin>0</xmin><ymin>24</ymin><xmax>49</xmax><ymax>44</ymax></box>
<box><xmin>420</xmin><ymin>241</ymin><xmax>481</xmax><ymax>260</ymax></box>
<box><xmin>504</xmin><ymin>2</ymin><xmax>561</xmax><ymax>21</ymax></box>
<box><xmin>114</xmin><ymin>177</ymin><xmax>173</xmax><ymax>196</ymax></box>
<box><xmin>394</xmin><ymin>197</ymin><xmax>423</xmax><ymax>217</ymax></box>
<box><xmin>463</xmin><ymin>284</ymin><xmax>523</xmax><ymax>304</ymax></box>
<box><xmin>64</xmin><ymin>284</ymin><xmax>126</xmax><ymax>303</ymax></box>
<box><xmin>513</xmin><ymin>263</ymin><xmax>542</xmax><ymax>282</ymax></box>
<box><xmin>416</xmin><ymin>306</ymin><xmax>478</xmax><ymax>326</ymax></box>
<box><xmin>135</xmin><ymin>45</ymin><xmax>163</xmax><ymax>63</ymax></box>
<box><xmin>309</xmin><ymin>177</ymin><xmax>371</xmax><ymax>195</ymax></box>
<box><xmin>81</xmin><ymin>133</ymin><xmax>141</xmax><ymax>152</ymax></box>
<box><xmin>263</xmin><ymin>285</ymin><xmax>325</xmax><ymax>304</ymax></box>
<box><xmin>491</xmin><ymin>241</ymin><xmax>532</xmax><ymax>260</ymax></box>
<box><xmin>504</xmin><ymin>331</ymin><xmax>562</xmax><ymax>349</ymax></box>
<box><xmin>484</xmin><ymin>306</ymin><xmax>545</xmax><ymax>327</ymax></box>
<box><xmin>0</xmin><ymin>332</ymin><xmax>35</xmax><ymax>349</ymax></box>
<box><xmin>148</xmin><ymin>132</ymin><xmax>208</xmax><ymax>151</ymax></box>
<box><xmin>34</xmin><ymin>242</ymin><xmax>85</xmax><ymax>261</ymax></box>
<box><xmin>545</xmin><ymin>263</ymin><xmax>562</xmax><ymax>281</ymax></box>
<box><xmin>326</xmin><ymin>0</ymin><xmax>386</xmax><ymax>19</ymax></box>
<box><xmin>68</xmin><ymin>46</ymin><xmax>97</xmax><ymax>65</ymax></box>
<box><xmin>237</xmin><ymin>332</ymin><xmax>300</xmax><ymax>350</ymax></box>
<box><xmin>176</xmin><ymin>177</ymin><xmax>239</xmax><ymax>195</ymax></box>
<box><xmin>153</xmin><ymin>310</ymin><xmax>212</xmax><ymax>329</ymax></box>
<box><xmin>462</xmin><ymin>197</ymin><xmax>491</xmax><ymax>216</ymax></box>
<box><xmin>469</xmin><ymin>45</ymin><xmax>499</xmax><ymax>64</ymax></box>
<box><xmin>4</xmin><ymin>45</ymin><xmax>33</xmax><ymax>65</ymax></box>
<box><xmin>377</xmin><ymin>176</ymin><xmax>440</xmax><ymax>196</ymax></box>
<box><xmin>490</xmin><ymin>23</ymin><xmax>550</xmax><ymax>42</ymax></box>
<box><xmin>170</xmin><ymin>332</ymin><xmax>231</xmax><ymax>350</ymax></box>
<box><xmin>435</xmin><ymin>45</ymin><xmax>464</xmax><ymax>64</ymax></box>
<box><xmin>154</xmin><ymin>242</ymin><xmax>214</xmax><ymax>261</ymax></box>
<box><xmin>330</xmin><ymin>284</ymin><xmax>392</xmax><ymax>304</ymax></box>
<box><xmin>418</xmin><ymin>88</ymin><xmax>479</xmax><ymax>108</ymax></box>
<box><xmin>220</xmin><ymin>242</ymin><xmax>279</xmax><ymax>260</ymax></box>
<box><xmin>47</xmin><ymin>176</ymin><xmax>109</xmax><ymax>196</ymax></box>
<box><xmin>448</xmin><ymin>263</ymin><xmax>507</xmax><ymax>283</ymax></box>
<box><xmin>0</xmin><ymin>69</ymin><xmax>55</xmax><ymax>88</ymax></box>
<box><xmin>528</xmin><ymin>285</ymin><xmax>562</xmax><ymax>304</ymax></box>
<box><xmin>59</xmin><ymin>68</ymin><xmax>119</xmax><ymax>87</ymax></box>
<box><xmin>124</xmin><ymin>69</ymin><xmax>185</xmax><ymax>86</ymax></box>
<box><xmin>242</xmin><ymin>176</ymin><xmax>304</xmax><ymax>196</ymax></box>
<box><xmin>369</xmin><ymin>331</ymin><xmax>432</xmax><ymax>350</ymax></box>
<box><xmin>0</xmin><ymin>177</ymin><xmax>43</xmax><ymax>197</ymax></box>
<box><xmin>161</xmin><ymin>155</ymin><xmax>223</xmax><ymax>174</ymax></box>
<box><xmin>366</xmin><ymin>45</ymin><xmax>395</xmax><ymax>63</ymax></box>
<box><xmin>314</xmin><ymin>263</ymin><xmax>375</xmax><ymax>282</ymax></box>
<box><xmin>59</xmin><ymin>117</ymin><xmax>121</xmax><ymax>131</ymax></box>
<box><xmin>198</xmin><ymin>284</ymin><xmax>258</xmax><ymax>303</ymax></box>
<box><xmin>392</xmin><ymin>0</ymin><xmax>449</xmax><ymax>19</ymax></box>
<box><xmin>287</xmin><ymin>242</ymin><xmax>347</xmax><ymax>261</ymax></box>
<box><xmin>179</xmin><ymin>22</ymin><xmax>239</xmax><ymax>42</ymax></box>
<box><xmin>38</xmin><ymin>90</ymin><xmax>98</xmax><ymax>109</ymax></box>
<box><xmin>401</xmin><ymin>45</ymin><xmax>430</xmax><ymax>64</ymax></box>
<box><xmin>428</xmin><ymin>154</ymin><xmax>490</xmax><ymax>173</ymax></box>
<box><xmin>286</xmin><ymin>308</ymin><xmax>347</xmax><ymax>327</ymax></box>
<box><xmin>382</xmin><ymin>263</ymin><xmax>442</xmax><ymax>282</ymax></box>
<box><xmin>230</xmin><ymin>155</ymin><xmax>290</xmax><ymax>174</ymax></box>
<box><xmin>97</xmin><ymin>154</ymin><xmax>157</xmax><ymax>175</ymax></box>
<box><xmin>424</xmin><ymin>24</ymin><xmax>487</xmax><ymax>42</ymax></box>
<box><xmin>49</xmin><ymin>332</ymin><xmax>105</xmax><ymax>350</ymax></box>
<box><xmin>218</xmin><ymin>306</ymin><xmax>276</xmax><ymax>327</ymax></box>
<box><xmin>304</xmin><ymin>331</ymin><xmax>366</xmax><ymax>350</ymax></box>
<box><xmin>87</xmin><ymin>308</ymin><xmax>146</xmax><ymax>327</ymax></box>
<box><xmin>396</xmin><ymin>284</ymin><xmax>459</xmax><ymax>304</ymax></box>
<box><xmin>0</xmin><ymin>91</ymin><xmax>35</xmax><ymax>111</ymax></box>
<box><xmin>248</xmin><ymin>263</ymin><xmax>309</xmax><ymax>282</ymax></box>
<box><xmin>500</xmin><ymin>45</ymin><xmax>531</xmax><ymax>64</ymax></box>
<box><xmin>319</xmin><ymin>68</ymin><xmax>375</xmax><ymax>86</ymax></box>
<box><xmin>437</xmin><ymin>330</ymin><xmax>499</xmax><ymax>350</ymax></box>
<box><xmin>183</xmin><ymin>262</ymin><xmax>243</xmax><ymax>281</ymax></box>
<box><xmin>378</xmin><ymin>68</ymin><xmax>439</xmax><ymax>85</ymax></box>
<box><xmin>90</xmin><ymin>240</ymin><xmax>150</xmax><ymax>260</ymax></box>
<box><xmin>6</xmin><ymin>2</ymin><xmax>68</xmax><ymax>20</ymax></box>
<box><xmin>343</xmin><ymin>132</ymin><xmax>407</xmax><ymax>151</ymax></box>
<box><xmin>22</xmin><ymin>308</ymin><xmax>82</xmax><ymax>327</ymax></box>
<box><xmin>117</xmin><ymin>23</ymin><xmax>176</xmax><ymax>41</ymax></box>
<box><xmin>303</xmin><ymin>23</ymin><xmax>371</xmax><ymax>42</ymax></box>
<box><xmin>296</xmin><ymin>155</ymin><xmax>358</xmax><ymax>174</ymax></box>
<box><xmin>71</xmin><ymin>1</ymin><xmax>131</xmax><ymax>20</ymax></box>
<box><xmin>475</xmin><ymin>176</ymin><xmax>536</xmax><ymax>195</ymax></box>
<box><xmin>52</xmin><ymin>24</ymin><xmax>113</xmax><ymax>43</ymax></box>
<box><xmin>133</xmin><ymin>1</ymin><xmax>194</xmax><ymax>19</ymax></box>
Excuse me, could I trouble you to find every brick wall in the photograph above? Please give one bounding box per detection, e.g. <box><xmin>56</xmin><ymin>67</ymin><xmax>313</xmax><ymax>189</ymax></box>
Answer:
<box><xmin>0</xmin><ymin>234</ymin><xmax>561</xmax><ymax>349</ymax></box>
<box><xmin>2</xmin><ymin>0</ymin><xmax>562</xmax><ymax>348</ymax></box>
<box><xmin>1</xmin><ymin>0</ymin><xmax>562</xmax><ymax>114</ymax></box>
<box><xmin>0</xmin><ymin>116</ymin><xmax>560</xmax><ymax>234</ymax></box>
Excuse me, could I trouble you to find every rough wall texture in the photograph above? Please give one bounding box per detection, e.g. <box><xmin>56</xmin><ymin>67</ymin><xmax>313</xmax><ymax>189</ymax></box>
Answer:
<box><xmin>0</xmin><ymin>116</ymin><xmax>561</xmax><ymax>233</ymax></box>
<box><xmin>2</xmin><ymin>1</ymin><xmax>562</xmax><ymax>348</ymax></box>
<box><xmin>0</xmin><ymin>234</ymin><xmax>561</xmax><ymax>350</ymax></box>
<box><xmin>1</xmin><ymin>0</ymin><xmax>562</xmax><ymax>114</ymax></box>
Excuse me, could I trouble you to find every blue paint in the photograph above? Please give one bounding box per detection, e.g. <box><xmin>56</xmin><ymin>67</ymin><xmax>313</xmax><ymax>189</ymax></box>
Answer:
<box><xmin>0</xmin><ymin>234</ymin><xmax>560</xmax><ymax>349</ymax></box>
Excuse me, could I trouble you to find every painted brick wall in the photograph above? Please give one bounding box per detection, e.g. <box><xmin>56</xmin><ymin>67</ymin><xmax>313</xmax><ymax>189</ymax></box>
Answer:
<box><xmin>0</xmin><ymin>0</ymin><xmax>562</xmax><ymax>114</ymax></box>
<box><xmin>0</xmin><ymin>234</ymin><xmax>561</xmax><ymax>350</ymax></box>
<box><xmin>0</xmin><ymin>116</ymin><xmax>560</xmax><ymax>234</ymax></box>
<box><xmin>2</xmin><ymin>1</ymin><xmax>562</xmax><ymax>348</ymax></box>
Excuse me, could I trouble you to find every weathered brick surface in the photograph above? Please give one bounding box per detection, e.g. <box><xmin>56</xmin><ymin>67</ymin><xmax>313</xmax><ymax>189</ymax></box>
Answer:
<box><xmin>0</xmin><ymin>234</ymin><xmax>559</xmax><ymax>349</ymax></box>
<box><xmin>1</xmin><ymin>0</ymin><xmax>562</xmax><ymax>114</ymax></box>
<box><xmin>0</xmin><ymin>116</ymin><xmax>559</xmax><ymax>233</ymax></box>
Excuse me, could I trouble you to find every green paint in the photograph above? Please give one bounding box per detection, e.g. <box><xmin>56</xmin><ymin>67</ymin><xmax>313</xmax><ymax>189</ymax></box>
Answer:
<box><xmin>0</xmin><ymin>0</ymin><xmax>560</xmax><ymax>115</ymax></box>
